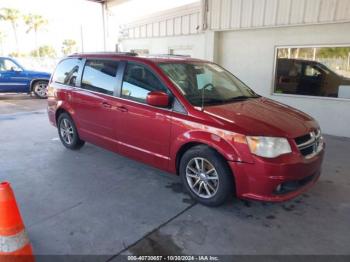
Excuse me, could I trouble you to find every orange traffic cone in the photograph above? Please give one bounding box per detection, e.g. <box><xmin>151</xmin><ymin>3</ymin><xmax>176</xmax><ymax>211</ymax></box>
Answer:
<box><xmin>0</xmin><ymin>181</ymin><xmax>34</xmax><ymax>262</ymax></box>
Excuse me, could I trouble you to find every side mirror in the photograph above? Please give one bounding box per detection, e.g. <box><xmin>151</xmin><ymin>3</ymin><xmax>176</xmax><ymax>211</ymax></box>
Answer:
<box><xmin>146</xmin><ymin>91</ymin><xmax>170</xmax><ymax>108</ymax></box>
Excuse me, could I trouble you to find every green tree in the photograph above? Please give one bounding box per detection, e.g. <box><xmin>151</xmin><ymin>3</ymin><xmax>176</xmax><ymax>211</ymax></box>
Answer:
<box><xmin>0</xmin><ymin>8</ymin><xmax>21</xmax><ymax>51</ymax></box>
<box><xmin>24</xmin><ymin>14</ymin><xmax>48</xmax><ymax>56</ymax></box>
<box><xmin>318</xmin><ymin>47</ymin><xmax>350</xmax><ymax>59</ymax></box>
<box><xmin>30</xmin><ymin>45</ymin><xmax>56</xmax><ymax>58</ymax></box>
<box><xmin>61</xmin><ymin>39</ymin><xmax>77</xmax><ymax>55</ymax></box>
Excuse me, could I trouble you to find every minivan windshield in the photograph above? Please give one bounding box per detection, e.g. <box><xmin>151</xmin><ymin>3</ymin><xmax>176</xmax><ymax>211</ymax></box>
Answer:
<box><xmin>158</xmin><ymin>62</ymin><xmax>260</xmax><ymax>107</ymax></box>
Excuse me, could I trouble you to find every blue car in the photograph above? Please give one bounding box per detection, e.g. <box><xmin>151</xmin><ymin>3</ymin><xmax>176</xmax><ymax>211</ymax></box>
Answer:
<box><xmin>0</xmin><ymin>56</ymin><xmax>51</xmax><ymax>98</ymax></box>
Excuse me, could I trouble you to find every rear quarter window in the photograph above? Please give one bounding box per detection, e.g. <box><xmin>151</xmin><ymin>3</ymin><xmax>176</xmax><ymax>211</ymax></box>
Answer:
<box><xmin>81</xmin><ymin>59</ymin><xmax>119</xmax><ymax>95</ymax></box>
<box><xmin>52</xmin><ymin>58</ymin><xmax>81</xmax><ymax>86</ymax></box>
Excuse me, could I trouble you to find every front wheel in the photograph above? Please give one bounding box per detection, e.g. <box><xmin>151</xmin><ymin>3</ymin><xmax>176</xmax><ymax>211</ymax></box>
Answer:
<box><xmin>57</xmin><ymin>113</ymin><xmax>85</xmax><ymax>150</ymax></box>
<box><xmin>180</xmin><ymin>145</ymin><xmax>234</xmax><ymax>206</ymax></box>
<box><xmin>32</xmin><ymin>80</ymin><xmax>48</xmax><ymax>99</ymax></box>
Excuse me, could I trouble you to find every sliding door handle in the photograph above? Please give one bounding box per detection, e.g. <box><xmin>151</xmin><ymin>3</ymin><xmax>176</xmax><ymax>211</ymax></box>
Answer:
<box><xmin>101</xmin><ymin>101</ymin><xmax>112</xmax><ymax>109</ymax></box>
<box><xmin>116</xmin><ymin>106</ymin><xmax>128</xmax><ymax>112</ymax></box>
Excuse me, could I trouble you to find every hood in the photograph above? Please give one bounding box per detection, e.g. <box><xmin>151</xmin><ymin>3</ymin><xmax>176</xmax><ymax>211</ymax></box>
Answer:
<box><xmin>204</xmin><ymin>97</ymin><xmax>318</xmax><ymax>138</ymax></box>
<box><xmin>25</xmin><ymin>70</ymin><xmax>51</xmax><ymax>78</ymax></box>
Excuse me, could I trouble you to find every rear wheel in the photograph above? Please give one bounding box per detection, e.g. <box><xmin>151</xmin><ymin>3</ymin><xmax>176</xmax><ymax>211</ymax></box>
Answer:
<box><xmin>32</xmin><ymin>80</ymin><xmax>48</xmax><ymax>99</ymax></box>
<box><xmin>180</xmin><ymin>145</ymin><xmax>234</xmax><ymax>206</ymax></box>
<box><xmin>57</xmin><ymin>113</ymin><xmax>85</xmax><ymax>150</ymax></box>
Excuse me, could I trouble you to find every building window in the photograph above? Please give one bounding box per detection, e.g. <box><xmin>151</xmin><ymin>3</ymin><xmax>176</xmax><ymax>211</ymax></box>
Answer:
<box><xmin>274</xmin><ymin>46</ymin><xmax>350</xmax><ymax>99</ymax></box>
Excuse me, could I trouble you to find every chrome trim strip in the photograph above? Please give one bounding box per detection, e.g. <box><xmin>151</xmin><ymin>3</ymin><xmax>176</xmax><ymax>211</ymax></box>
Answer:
<box><xmin>297</xmin><ymin>137</ymin><xmax>316</xmax><ymax>149</ymax></box>
<box><xmin>296</xmin><ymin>129</ymin><xmax>323</xmax><ymax>159</ymax></box>
<box><xmin>0</xmin><ymin>83</ymin><xmax>27</xmax><ymax>86</ymax></box>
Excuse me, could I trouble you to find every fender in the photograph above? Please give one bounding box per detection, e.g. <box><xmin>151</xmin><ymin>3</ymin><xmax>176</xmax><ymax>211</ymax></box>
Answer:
<box><xmin>30</xmin><ymin>78</ymin><xmax>49</xmax><ymax>91</ymax></box>
<box><xmin>51</xmin><ymin>85</ymin><xmax>77</xmax><ymax>125</ymax></box>
<box><xmin>169</xmin><ymin>130</ymin><xmax>252</xmax><ymax>174</ymax></box>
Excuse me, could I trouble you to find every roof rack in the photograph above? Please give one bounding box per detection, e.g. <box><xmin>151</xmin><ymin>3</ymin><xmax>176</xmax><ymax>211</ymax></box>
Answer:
<box><xmin>70</xmin><ymin>52</ymin><xmax>138</xmax><ymax>56</ymax></box>
<box><xmin>145</xmin><ymin>54</ymin><xmax>191</xmax><ymax>58</ymax></box>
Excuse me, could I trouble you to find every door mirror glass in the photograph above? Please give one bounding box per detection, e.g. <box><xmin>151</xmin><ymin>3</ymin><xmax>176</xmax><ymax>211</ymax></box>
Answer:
<box><xmin>146</xmin><ymin>91</ymin><xmax>169</xmax><ymax>108</ymax></box>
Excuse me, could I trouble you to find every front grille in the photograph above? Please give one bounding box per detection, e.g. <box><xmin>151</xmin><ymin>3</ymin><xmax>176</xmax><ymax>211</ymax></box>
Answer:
<box><xmin>295</xmin><ymin>134</ymin><xmax>311</xmax><ymax>145</ymax></box>
<box><xmin>295</xmin><ymin>129</ymin><xmax>323</xmax><ymax>159</ymax></box>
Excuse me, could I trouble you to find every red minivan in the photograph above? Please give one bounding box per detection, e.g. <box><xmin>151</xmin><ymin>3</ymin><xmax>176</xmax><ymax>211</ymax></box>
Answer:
<box><xmin>47</xmin><ymin>53</ymin><xmax>324</xmax><ymax>206</ymax></box>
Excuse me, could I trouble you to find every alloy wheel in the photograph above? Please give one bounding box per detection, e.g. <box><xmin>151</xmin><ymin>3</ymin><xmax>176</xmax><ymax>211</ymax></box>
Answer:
<box><xmin>59</xmin><ymin>118</ymin><xmax>74</xmax><ymax>145</ymax></box>
<box><xmin>185</xmin><ymin>157</ymin><xmax>219</xmax><ymax>199</ymax></box>
<box><xmin>34</xmin><ymin>82</ymin><xmax>47</xmax><ymax>98</ymax></box>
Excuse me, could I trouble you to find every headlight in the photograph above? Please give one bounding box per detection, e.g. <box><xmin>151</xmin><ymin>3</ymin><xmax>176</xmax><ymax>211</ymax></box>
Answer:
<box><xmin>246</xmin><ymin>136</ymin><xmax>292</xmax><ymax>158</ymax></box>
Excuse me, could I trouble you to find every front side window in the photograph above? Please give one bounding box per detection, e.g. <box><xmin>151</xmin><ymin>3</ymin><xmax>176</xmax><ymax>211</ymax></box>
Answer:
<box><xmin>81</xmin><ymin>60</ymin><xmax>119</xmax><ymax>95</ymax></box>
<box><xmin>121</xmin><ymin>62</ymin><xmax>168</xmax><ymax>103</ymax></box>
<box><xmin>52</xmin><ymin>58</ymin><xmax>80</xmax><ymax>86</ymax></box>
<box><xmin>158</xmin><ymin>62</ymin><xmax>259</xmax><ymax>107</ymax></box>
<box><xmin>274</xmin><ymin>46</ymin><xmax>350</xmax><ymax>98</ymax></box>
<box><xmin>0</xmin><ymin>58</ymin><xmax>22</xmax><ymax>72</ymax></box>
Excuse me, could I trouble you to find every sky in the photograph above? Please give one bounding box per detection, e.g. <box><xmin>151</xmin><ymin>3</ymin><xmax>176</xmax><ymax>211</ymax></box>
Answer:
<box><xmin>0</xmin><ymin>0</ymin><xmax>198</xmax><ymax>57</ymax></box>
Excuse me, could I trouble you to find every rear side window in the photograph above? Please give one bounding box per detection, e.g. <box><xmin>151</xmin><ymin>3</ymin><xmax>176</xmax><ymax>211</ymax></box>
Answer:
<box><xmin>122</xmin><ymin>62</ymin><xmax>168</xmax><ymax>103</ymax></box>
<box><xmin>81</xmin><ymin>59</ymin><xmax>119</xmax><ymax>95</ymax></box>
<box><xmin>52</xmin><ymin>58</ymin><xmax>80</xmax><ymax>86</ymax></box>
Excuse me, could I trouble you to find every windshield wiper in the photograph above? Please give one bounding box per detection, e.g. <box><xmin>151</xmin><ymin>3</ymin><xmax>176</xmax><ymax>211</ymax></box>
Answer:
<box><xmin>224</xmin><ymin>95</ymin><xmax>260</xmax><ymax>102</ymax></box>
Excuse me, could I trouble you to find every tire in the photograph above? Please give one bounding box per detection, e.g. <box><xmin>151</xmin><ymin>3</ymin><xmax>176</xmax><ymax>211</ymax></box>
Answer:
<box><xmin>180</xmin><ymin>145</ymin><xmax>234</xmax><ymax>206</ymax></box>
<box><xmin>57</xmin><ymin>113</ymin><xmax>85</xmax><ymax>150</ymax></box>
<box><xmin>32</xmin><ymin>80</ymin><xmax>48</xmax><ymax>99</ymax></box>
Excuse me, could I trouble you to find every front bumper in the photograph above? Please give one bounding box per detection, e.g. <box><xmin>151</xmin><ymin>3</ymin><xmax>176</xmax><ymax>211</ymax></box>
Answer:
<box><xmin>229</xmin><ymin>149</ymin><xmax>324</xmax><ymax>202</ymax></box>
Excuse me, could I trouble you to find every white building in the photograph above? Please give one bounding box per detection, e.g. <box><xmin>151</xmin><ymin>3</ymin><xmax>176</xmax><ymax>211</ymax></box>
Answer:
<box><xmin>110</xmin><ymin>0</ymin><xmax>350</xmax><ymax>138</ymax></box>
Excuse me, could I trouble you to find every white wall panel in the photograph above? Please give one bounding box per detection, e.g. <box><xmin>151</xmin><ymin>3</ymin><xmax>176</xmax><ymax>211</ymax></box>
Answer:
<box><xmin>218</xmin><ymin>22</ymin><xmax>350</xmax><ymax>137</ymax></box>
<box><xmin>159</xmin><ymin>21</ymin><xmax>166</xmax><ymax>37</ymax></box>
<box><xmin>230</xmin><ymin>0</ymin><xmax>242</xmax><ymax>28</ymax></box>
<box><xmin>210</xmin><ymin>0</ymin><xmax>221</xmax><ymax>29</ymax></box>
<box><xmin>241</xmin><ymin>0</ymin><xmax>253</xmax><ymax>28</ymax></box>
<box><xmin>318</xmin><ymin>0</ymin><xmax>337</xmax><ymax>22</ymax></box>
<box><xmin>120</xmin><ymin>34</ymin><xmax>206</xmax><ymax>60</ymax></box>
<box><xmin>119</xmin><ymin>2</ymin><xmax>201</xmax><ymax>39</ymax></box>
<box><xmin>252</xmin><ymin>0</ymin><xmax>266</xmax><ymax>27</ymax></box>
<box><xmin>166</xmin><ymin>19</ymin><xmax>174</xmax><ymax>36</ymax></box>
<box><xmin>335</xmin><ymin>0</ymin><xmax>350</xmax><ymax>21</ymax></box>
<box><xmin>182</xmin><ymin>15</ymin><xmax>190</xmax><ymax>35</ymax></box>
<box><xmin>290</xmin><ymin>0</ymin><xmax>306</xmax><ymax>24</ymax></box>
<box><xmin>190</xmin><ymin>13</ymin><xmax>199</xmax><ymax>34</ymax></box>
<box><xmin>276</xmin><ymin>0</ymin><xmax>292</xmax><ymax>25</ymax></box>
<box><xmin>128</xmin><ymin>28</ymin><xmax>134</xmax><ymax>38</ymax></box>
<box><xmin>304</xmin><ymin>0</ymin><xmax>321</xmax><ymax>23</ymax></box>
<box><xmin>134</xmin><ymin>27</ymin><xmax>140</xmax><ymax>38</ymax></box>
<box><xmin>220</xmin><ymin>0</ymin><xmax>232</xmax><ymax>29</ymax></box>
<box><xmin>264</xmin><ymin>0</ymin><xmax>279</xmax><ymax>26</ymax></box>
<box><xmin>153</xmin><ymin>22</ymin><xmax>160</xmax><ymax>37</ymax></box>
<box><xmin>174</xmin><ymin>17</ymin><xmax>182</xmax><ymax>35</ymax></box>
<box><xmin>209</xmin><ymin>0</ymin><xmax>350</xmax><ymax>30</ymax></box>
<box><xmin>140</xmin><ymin>25</ymin><xmax>146</xmax><ymax>38</ymax></box>
<box><xmin>146</xmin><ymin>24</ymin><xmax>152</xmax><ymax>38</ymax></box>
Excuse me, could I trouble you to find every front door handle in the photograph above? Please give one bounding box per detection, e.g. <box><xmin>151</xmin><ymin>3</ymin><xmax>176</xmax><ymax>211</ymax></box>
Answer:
<box><xmin>101</xmin><ymin>101</ymin><xmax>112</xmax><ymax>109</ymax></box>
<box><xmin>116</xmin><ymin>106</ymin><xmax>128</xmax><ymax>112</ymax></box>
